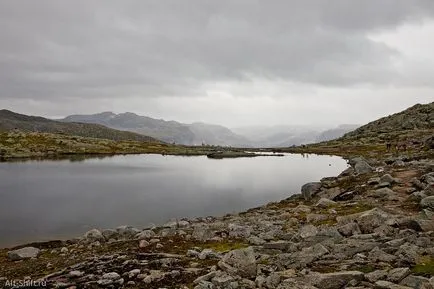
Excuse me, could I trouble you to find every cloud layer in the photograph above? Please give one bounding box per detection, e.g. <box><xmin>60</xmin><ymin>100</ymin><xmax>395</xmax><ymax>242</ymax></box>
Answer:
<box><xmin>0</xmin><ymin>1</ymin><xmax>433</xmax><ymax>126</ymax></box>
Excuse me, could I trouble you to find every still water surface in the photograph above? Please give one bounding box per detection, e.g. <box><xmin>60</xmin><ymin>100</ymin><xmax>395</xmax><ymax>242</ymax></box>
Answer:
<box><xmin>0</xmin><ymin>153</ymin><xmax>348</xmax><ymax>247</ymax></box>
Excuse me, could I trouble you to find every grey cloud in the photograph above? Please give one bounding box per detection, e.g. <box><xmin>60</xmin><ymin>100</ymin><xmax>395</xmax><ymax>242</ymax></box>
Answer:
<box><xmin>0</xmin><ymin>0</ymin><xmax>434</xmax><ymax>102</ymax></box>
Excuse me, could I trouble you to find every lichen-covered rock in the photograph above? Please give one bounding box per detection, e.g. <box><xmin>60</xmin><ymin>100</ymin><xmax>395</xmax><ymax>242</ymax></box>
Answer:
<box><xmin>218</xmin><ymin>247</ymin><xmax>257</xmax><ymax>278</ymax></box>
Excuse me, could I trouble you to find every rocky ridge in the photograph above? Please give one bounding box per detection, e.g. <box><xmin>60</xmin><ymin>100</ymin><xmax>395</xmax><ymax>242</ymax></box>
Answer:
<box><xmin>1</xmin><ymin>152</ymin><xmax>433</xmax><ymax>289</ymax></box>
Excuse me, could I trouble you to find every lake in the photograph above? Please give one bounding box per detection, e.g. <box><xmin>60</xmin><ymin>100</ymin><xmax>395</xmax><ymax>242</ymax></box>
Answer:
<box><xmin>0</xmin><ymin>153</ymin><xmax>348</xmax><ymax>247</ymax></box>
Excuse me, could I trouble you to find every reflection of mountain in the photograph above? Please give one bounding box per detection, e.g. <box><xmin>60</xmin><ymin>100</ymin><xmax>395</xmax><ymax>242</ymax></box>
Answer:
<box><xmin>61</xmin><ymin>112</ymin><xmax>250</xmax><ymax>146</ymax></box>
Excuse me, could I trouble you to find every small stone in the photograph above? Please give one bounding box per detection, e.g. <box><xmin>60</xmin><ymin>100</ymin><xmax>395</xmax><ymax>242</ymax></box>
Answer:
<box><xmin>101</xmin><ymin>272</ymin><xmax>121</xmax><ymax>280</ymax></box>
<box><xmin>60</xmin><ymin>247</ymin><xmax>68</xmax><ymax>254</ymax></box>
<box><xmin>128</xmin><ymin>269</ymin><xmax>141</xmax><ymax>278</ymax></box>
<box><xmin>139</xmin><ymin>240</ymin><xmax>150</xmax><ymax>248</ymax></box>
<box><xmin>156</xmin><ymin>243</ymin><xmax>164</xmax><ymax>249</ymax></box>
<box><xmin>68</xmin><ymin>271</ymin><xmax>84</xmax><ymax>278</ymax></box>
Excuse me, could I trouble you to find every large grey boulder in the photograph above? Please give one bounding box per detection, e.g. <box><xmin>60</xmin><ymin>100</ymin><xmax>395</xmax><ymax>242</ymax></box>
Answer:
<box><xmin>380</xmin><ymin>174</ymin><xmax>398</xmax><ymax>184</ymax></box>
<box><xmin>192</xmin><ymin>224</ymin><xmax>214</xmax><ymax>241</ymax></box>
<box><xmin>350</xmin><ymin>157</ymin><xmax>373</xmax><ymax>174</ymax></box>
<box><xmin>310</xmin><ymin>271</ymin><xmax>364</xmax><ymax>289</ymax></box>
<box><xmin>83</xmin><ymin>229</ymin><xmax>105</xmax><ymax>242</ymax></box>
<box><xmin>387</xmin><ymin>267</ymin><xmax>411</xmax><ymax>283</ymax></box>
<box><xmin>420</xmin><ymin>196</ymin><xmax>434</xmax><ymax>210</ymax></box>
<box><xmin>8</xmin><ymin>247</ymin><xmax>40</xmax><ymax>261</ymax></box>
<box><xmin>315</xmin><ymin>198</ymin><xmax>336</xmax><ymax>208</ymax></box>
<box><xmin>135</xmin><ymin>230</ymin><xmax>156</xmax><ymax>240</ymax></box>
<box><xmin>218</xmin><ymin>247</ymin><xmax>257</xmax><ymax>278</ymax></box>
<box><xmin>301</xmin><ymin>182</ymin><xmax>322</xmax><ymax>201</ymax></box>
<box><xmin>116</xmin><ymin>225</ymin><xmax>140</xmax><ymax>237</ymax></box>
<box><xmin>357</xmin><ymin>208</ymin><xmax>392</xmax><ymax>233</ymax></box>
<box><xmin>400</xmin><ymin>275</ymin><xmax>432</xmax><ymax>289</ymax></box>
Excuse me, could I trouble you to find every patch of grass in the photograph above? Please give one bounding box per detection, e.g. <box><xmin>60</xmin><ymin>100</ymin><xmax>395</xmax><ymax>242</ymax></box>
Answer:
<box><xmin>355</xmin><ymin>265</ymin><xmax>376</xmax><ymax>273</ymax></box>
<box><xmin>412</xmin><ymin>256</ymin><xmax>434</xmax><ymax>277</ymax></box>
<box><xmin>204</xmin><ymin>240</ymin><xmax>249</xmax><ymax>252</ymax></box>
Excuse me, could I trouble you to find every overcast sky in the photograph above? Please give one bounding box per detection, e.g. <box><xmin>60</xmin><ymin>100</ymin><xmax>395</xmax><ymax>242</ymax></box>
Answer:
<box><xmin>0</xmin><ymin>1</ymin><xmax>433</xmax><ymax>128</ymax></box>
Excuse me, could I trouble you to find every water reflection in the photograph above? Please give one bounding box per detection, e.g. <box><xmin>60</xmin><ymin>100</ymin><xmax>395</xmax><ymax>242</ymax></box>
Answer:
<box><xmin>0</xmin><ymin>153</ymin><xmax>348</xmax><ymax>247</ymax></box>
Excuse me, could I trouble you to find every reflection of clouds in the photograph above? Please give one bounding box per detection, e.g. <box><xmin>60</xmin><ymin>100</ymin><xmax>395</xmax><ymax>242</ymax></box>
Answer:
<box><xmin>0</xmin><ymin>154</ymin><xmax>347</xmax><ymax>247</ymax></box>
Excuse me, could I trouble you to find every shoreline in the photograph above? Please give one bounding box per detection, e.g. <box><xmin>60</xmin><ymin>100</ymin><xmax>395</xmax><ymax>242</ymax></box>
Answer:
<box><xmin>1</xmin><ymin>148</ymin><xmax>433</xmax><ymax>288</ymax></box>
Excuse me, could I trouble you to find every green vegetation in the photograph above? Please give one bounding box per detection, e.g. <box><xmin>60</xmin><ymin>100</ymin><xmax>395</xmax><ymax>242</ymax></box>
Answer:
<box><xmin>412</xmin><ymin>256</ymin><xmax>434</xmax><ymax>277</ymax></box>
<box><xmin>204</xmin><ymin>241</ymin><xmax>249</xmax><ymax>252</ymax></box>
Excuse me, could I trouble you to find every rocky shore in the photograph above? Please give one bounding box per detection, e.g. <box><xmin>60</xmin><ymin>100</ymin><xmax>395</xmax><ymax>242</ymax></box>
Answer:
<box><xmin>1</xmin><ymin>152</ymin><xmax>434</xmax><ymax>289</ymax></box>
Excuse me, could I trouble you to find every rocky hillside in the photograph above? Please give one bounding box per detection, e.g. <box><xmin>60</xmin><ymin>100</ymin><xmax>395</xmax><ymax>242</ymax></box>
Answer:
<box><xmin>342</xmin><ymin>102</ymin><xmax>434</xmax><ymax>142</ymax></box>
<box><xmin>0</xmin><ymin>110</ymin><xmax>158</xmax><ymax>142</ymax></box>
<box><xmin>61</xmin><ymin>112</ymin><xmax>250</xmax><ymax>146</ymax></box>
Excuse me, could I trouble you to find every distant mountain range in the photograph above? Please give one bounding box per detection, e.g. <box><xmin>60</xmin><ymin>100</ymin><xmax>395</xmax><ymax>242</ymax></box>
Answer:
<box><xmin>61</xmin><ymin>112</ymin><xmax>359</xmax><ymax>147</ymax></box>
<box><xmin>0</xmin><ymin>110</ymin><xmax>158</xmax><ymax>142</ymax></box>
<box><xmin>0</xmin><ymin>109</ymin><xmax>361</xmax><ymax>147</ymax></box>
<box><xmin>60</xmin><ymin>112</ymin><xmax>251</xmax><ymax>146</ymax></box>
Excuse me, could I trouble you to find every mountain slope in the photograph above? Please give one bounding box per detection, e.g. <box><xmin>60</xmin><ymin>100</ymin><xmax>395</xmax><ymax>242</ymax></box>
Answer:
<box><xmin>316</xmin><ymin>124</ymin><xmax>360</xmax><ymax>142</ymax></box>
<box><xmin>189</xmin><ymin>123</ymin><xmax>251</xmax><ymax>147</ymax></box>
<box><xmin>0</xmin><ymin>110</ymin><xmax>158</xmax><ymax>142</ymax></box>
<box><xmin>341</xmin><ymin>102</ymin><xmax>434</xmax><ymax>142</ymax></box>
<box><xmin>61</xmin><ymin>112</ymin><xmax>250</xmax><ymax>146</ymax></box>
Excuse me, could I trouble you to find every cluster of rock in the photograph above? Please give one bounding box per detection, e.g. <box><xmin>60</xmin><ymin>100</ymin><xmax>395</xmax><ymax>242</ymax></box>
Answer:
<box><xmin>3</xmin><ymin>155</ymin><xmax>434</xmax><ymax>289</ymax></box>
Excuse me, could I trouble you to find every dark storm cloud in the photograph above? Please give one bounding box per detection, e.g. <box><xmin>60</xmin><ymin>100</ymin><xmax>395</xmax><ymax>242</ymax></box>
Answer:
<box><xmin>0</xmin><ymin>0</ymin><xmax>434</xmax><ymax>101</ymax></box>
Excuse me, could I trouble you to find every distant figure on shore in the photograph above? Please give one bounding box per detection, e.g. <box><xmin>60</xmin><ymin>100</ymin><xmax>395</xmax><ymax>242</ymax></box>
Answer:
<box><xmin>386</xmin><ymin>142</ymin><xmax>392</xmax><ymax>152</ymax></box>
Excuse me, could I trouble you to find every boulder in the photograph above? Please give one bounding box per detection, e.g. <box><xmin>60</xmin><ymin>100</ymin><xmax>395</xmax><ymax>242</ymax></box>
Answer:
<box><xmin>357</xmin><ymin>208</ymin><xmax>392</xmax><ymax>234</ymax></box>
<box><xmin>135</xmin><ymin>230</ymin><xmax>156</xmax><ymax>240</ymax></box>
<box><xmin>299</xmin><ymin>225</ymin><xmax>318</xmax><ymax>239</ymax></box>
<box><xmin>365</xmin><ymin>270</ymin><xmax>388</xmax><ymax>283</ymax></box>
<box><xmin>218</xmin><ymin>247</ymin><xmax>257</xmax><ymax>278</ymax></box>
<box><xmin>380</xmin><ymin>174</ymin><xmax>398</xmax><ymax>184</ymax></box>
<box><xmin>301</xmin><ymin>182</ymin><xmax>322</xmax><ymax>200</ymax></box>
<box><xmin>116</xmin><ymin>225</ymin><xmax>140</xmax><ymax>237</ymax></box>
<box><xmin>354</xmin><ymin>160</ymin><xmax>373</xmax><ymax>174</ymax></box>
<box><xmin>228</xmin><ymin>224</ymin><xmax>251</xmax><ymax>238</ymax></box>
<box><xmin>337</xmin><ymin>222</ymin><xmax>361</xmax><ymax>237</ymax></box>
<box><xmin>7</xmin><ymin>247</ymin><xmax>40</xmax><ymax>261</ymax></box>
<box><xmin>315</xmin><ymin>198</ymin><xmax>336</xmax><ymax>208</ymax></box>
<box><xmin>420</xmin><ymin>196</ymin><xmax>434</xmax><ymax>210</ymax></box>
<box><xmin>387</xmin><ymin>268</ymin><xmax>411</xmax><ymax>283</ymax></box>
<box><xmin>84</xmin><ymin>229</ymin><xmax>105</xmax><ymax>242</ymax></box>
<box><xmin>192</xmin><ymin>225</ymin><xmax>214</xmax><ymax>241</ymax></box>
<box><xmin>375</xmin><ymin>280</ymin><xmax>412</xmax><ymax>289</ymax></box>
<box><xmin>400</xmin><ymin>275</ymin><xmax>432</xmax><ymax>289</ymax></box>
<box><xmin>310</xmin><ymin>271</ymin><xmax>364</xmax><ymax>289</ymax></box>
